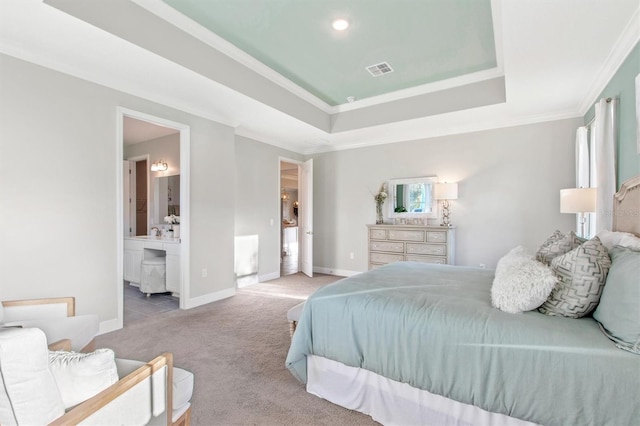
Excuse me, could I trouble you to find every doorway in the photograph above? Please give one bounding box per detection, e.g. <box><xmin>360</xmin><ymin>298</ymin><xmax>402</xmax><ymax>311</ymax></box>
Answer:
<box><xmin>117</xmin><ymin>107</ymin><xmax>191</xmax><ymax>331</ymax></box>
<box><xmin>279</xmin><ymin>158</ymin><xmax>313</xmax><ymax>278</ymax></box>
<box><xmin>280</xmin><ymin>161</ymin><xmax>299</xmax><ymax>275</ymax></box>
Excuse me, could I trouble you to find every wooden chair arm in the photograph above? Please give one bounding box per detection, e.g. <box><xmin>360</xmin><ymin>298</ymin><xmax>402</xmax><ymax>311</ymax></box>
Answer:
<box><xmin>2</xmin><ymin>297</ymin><xmax>75</xmax><ymax>316</ymax></box>
<box><xmin>49</xmin><ymin>352</ymin><xmax>174</xmax><ymax>426</ymax></box>
<box><xmin>48</xmin><ymin>339</ymin><xmax>72</xmax><ymax>352</ymax></box>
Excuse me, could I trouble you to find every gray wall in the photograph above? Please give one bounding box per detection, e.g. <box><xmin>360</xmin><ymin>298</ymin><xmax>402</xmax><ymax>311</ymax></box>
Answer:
<box><xmin>235</xmin><ymin>136</ymin><xmax>304</xmax><ymax>280</ymax></box>
<box><xmin>0</xmin><ymin>54</ymin><xmax>236</xmax><ymax>326</ymax></box>
<box><xmin>311</xmin><ymin>118</ymin><xmax>582</xmax><ymax>272</ymax></box>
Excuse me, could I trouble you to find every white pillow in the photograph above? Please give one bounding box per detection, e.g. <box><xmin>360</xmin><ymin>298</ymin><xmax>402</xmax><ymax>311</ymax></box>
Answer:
<box><xmin>491</xmin><ymin>246</ymin><xmax>558</xmax><ymax>314</ymax></box>
<box><xmin>596</xmin><ymin>230</ymin><xmax>640</xmax><ymax>250</ymax></box>
<box><xmin>48</xmin><ymin>348</ymin><xmax>119</xmax><ymax>409</ymax></box>
<box><xmin>0</xmin><ymin>328</ymin><xmax>65</xmax><ymax>425</ymax></box>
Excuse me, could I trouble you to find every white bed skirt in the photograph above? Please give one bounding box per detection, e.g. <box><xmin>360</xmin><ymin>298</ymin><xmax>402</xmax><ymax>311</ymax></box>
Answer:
<box><xmin>306</xmin><ymin>355</ymin><xmax>537</xmax><ymax>426</ymax></box>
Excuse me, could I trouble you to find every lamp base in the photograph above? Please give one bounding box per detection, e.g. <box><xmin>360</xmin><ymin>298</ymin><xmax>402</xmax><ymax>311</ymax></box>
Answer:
<box><xmin>439</xmin><ymin>200</ymin><xmax>452</xmax><ymax>227</ymax></box>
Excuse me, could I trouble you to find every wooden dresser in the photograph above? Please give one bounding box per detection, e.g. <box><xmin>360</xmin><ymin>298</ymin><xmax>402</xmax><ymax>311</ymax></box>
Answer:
<box><xmin>367</xmin><ymin>224</ymin><xmax>455</xmax><ymax>269</ymax></box>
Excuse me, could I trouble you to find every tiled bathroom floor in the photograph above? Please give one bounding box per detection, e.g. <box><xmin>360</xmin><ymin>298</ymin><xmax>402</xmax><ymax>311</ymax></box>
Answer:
<box><xmin>123</xmin><ymin>283</ymin><xmax>179</xmax><ymax>326</ymax></box>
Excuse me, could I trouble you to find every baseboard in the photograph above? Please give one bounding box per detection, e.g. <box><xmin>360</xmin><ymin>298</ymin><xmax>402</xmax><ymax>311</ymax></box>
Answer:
<box><xmin>98</xmin><ymin>318</ymin><xmax>121</xmax><ymax>335</ymax></box>
<box><xmin>183</xmin><ymin>287</ymin><xmax>236</xmax><ymax>309</ymax></box>
<box><xmin>313</xmin><ymin>266</ymin><xmax>361</xmax><ymax>277</ymax></box>
<box><xmin>259</xmin><ymin>271</ymin><xmax>280</xmax><ymax>282</ymax></box>
<box><xmin>236</xmin><ymin>274</ymin><xmax>259</xmax><ymax>288</ymax></box>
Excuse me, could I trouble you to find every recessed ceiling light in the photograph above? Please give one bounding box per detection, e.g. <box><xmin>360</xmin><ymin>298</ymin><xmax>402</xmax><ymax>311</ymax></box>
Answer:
<box><xmin>332</xmin><ymin>19</ymin><xmax>349</xmax><ymax>31</ymax></box>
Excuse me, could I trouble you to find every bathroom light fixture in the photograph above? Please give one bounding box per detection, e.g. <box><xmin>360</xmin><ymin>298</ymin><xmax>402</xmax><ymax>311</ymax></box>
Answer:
<box><xmin>281</xmin><ymin>189</ymin><xmax>289</xmax><ymax>200</ymax></box>
<box><xmin>332</xmin><ymin>18</ymin><xmax>349</xmax><ymax>31</ymax></box>
<box><xmin>150</xmin><ymin>160</ymin><xmax>168</xmax><ymax>172</ymax></box>
<box><xmin>434</xmin><ymin>182</ymin><xmax>458</xmax><ymax>227</ymax></box>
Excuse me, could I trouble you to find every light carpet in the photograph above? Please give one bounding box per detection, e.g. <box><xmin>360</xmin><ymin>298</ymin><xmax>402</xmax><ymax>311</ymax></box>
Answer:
<box><xmin>96</xmin><ymin>273</ymin><xmax>377</xmax><ymax>425</ymax></box>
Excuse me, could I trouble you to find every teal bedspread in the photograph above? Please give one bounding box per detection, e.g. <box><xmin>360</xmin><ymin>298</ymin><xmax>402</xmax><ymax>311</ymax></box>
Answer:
<box><xmin>285</xmin><ymin>262</ymin><xmax>640</xmax><ymax>426</ymax></box>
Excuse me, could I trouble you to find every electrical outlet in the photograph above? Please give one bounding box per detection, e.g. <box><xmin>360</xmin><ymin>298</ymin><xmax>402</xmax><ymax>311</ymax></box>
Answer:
<box><xmin>479</xmin><ymin>263</ymin><xmax>486</xmax><ymax>269</ymax></box>
<box><xmin>202</xmin><ymin>268</ymin><xmax>208</xmax><ymax>278</ymax></box>
<box><xmin>349</xmin><ymin>252</ymin><xmax>355</xmax><ymax>260</ymax></box>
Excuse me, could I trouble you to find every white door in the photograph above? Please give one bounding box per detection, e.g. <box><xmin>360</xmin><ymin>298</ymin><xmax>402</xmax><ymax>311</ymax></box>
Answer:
<box><xmin>299</xmin><ymin>159</ymin><xmax>313</xmax><ymax>277</ymax></box>
<box><xmin>123</xmin><ymin>161</ymin><xmax>131</xmax><ymax>237</ymax></box>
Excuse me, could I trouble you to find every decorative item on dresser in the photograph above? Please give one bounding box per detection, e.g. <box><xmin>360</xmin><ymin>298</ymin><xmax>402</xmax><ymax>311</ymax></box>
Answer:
<box><xmin>367</xmin><ymin>224</ymin><xmax>455</xmax><ymax>269</ymax></box>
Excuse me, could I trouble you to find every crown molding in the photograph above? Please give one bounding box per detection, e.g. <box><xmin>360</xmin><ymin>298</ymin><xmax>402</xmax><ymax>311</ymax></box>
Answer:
<box><xmin>578</xmin><ymin>6</ymin><xmax>640</xmax><ymax>114</ymax></box>
<box><xmin>304</xmin><ymin>108</ymin><xmax>583</xmax><ymax>155</ymax></box>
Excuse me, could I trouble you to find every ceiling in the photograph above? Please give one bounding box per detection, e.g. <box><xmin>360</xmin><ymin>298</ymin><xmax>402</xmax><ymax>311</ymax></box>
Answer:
<box><xmin>0</xmin><ymin>1</ymin><xmax>638</xmax><ymax>154</ymax></box>
<box><xmin>123</xmin><ymin>116</ymin><xmax>179</xmax><ymax>145</ymax></box>
<box><xmin>161</xmin><ymin>0</ymin><xmax>497</xmax><ymax>106</ymax></box>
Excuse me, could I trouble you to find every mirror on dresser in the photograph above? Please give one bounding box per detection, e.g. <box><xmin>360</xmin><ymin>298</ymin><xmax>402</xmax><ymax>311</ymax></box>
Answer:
<box><xmin>154</xmin><ymin>174</ymin><xmax>180</xmax><ymax>224</ymax></box>
<box><xmin>387</xmin><ymin>176</ymin><xmax>438</xmax><ymax>220</ymax></box>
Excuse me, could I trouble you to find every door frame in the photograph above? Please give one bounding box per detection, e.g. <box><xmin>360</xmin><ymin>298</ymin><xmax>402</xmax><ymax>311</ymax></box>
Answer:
<box><xmin>116</xmin><ymin>107</ymin><xmax>191</xmax><ymax>330</ymax></box>
<box><xmin>278</xmin><ymin>157</ymin><xmax>313</xmax><ymax>277</ymax></box>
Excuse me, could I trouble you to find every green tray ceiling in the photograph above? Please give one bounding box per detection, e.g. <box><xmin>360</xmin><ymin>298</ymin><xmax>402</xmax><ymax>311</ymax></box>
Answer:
<box><xmin>162</xmin><ymin>0</ymin><xmax>497</xmax><ymax>106</ymax></box>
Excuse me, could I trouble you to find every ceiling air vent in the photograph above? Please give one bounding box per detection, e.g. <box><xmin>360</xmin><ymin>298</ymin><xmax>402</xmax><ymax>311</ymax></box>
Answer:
<box><xmin>366</xmin><ymin>62</ymin><xmax>394</xmax><ymax>77</ymax></box>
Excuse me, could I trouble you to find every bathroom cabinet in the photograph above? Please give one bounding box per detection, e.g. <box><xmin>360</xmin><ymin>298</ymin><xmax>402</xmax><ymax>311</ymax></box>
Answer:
<box><xmin>124</xmin><ymin>237</ymin><xmax>181</xmax><ymax>295</ymax></box>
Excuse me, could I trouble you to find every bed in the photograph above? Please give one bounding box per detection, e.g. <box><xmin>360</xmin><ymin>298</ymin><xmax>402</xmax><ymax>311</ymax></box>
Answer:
<box><xmin>286</xmin><ymin>175</ymin><xmax>640</xmax><ymax>426</ymax></box>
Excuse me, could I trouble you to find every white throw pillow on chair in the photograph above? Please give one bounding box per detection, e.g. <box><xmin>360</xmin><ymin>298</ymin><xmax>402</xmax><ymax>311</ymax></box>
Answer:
<box><xmin>49</xmin><ymin>348</ymin><xmax>119</xmax><ymax>409</ymax></box>
<box><xmin>0</xmin><ymin>327</ymin><xmax>65</xmax><ymax>425</ymax></box>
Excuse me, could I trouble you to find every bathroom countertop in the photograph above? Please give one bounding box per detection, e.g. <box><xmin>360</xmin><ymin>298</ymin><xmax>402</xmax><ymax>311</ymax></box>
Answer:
<box><xmin>125</xmin><ymin>236</ymin><xmax>181</xmax><ymax>244</ymax></box>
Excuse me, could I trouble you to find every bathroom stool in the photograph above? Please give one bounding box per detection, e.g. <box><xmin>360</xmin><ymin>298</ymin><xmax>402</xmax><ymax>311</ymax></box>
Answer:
<box><xmin>140</xmin><ymin>256</ymin><xmax>167</xmax><ymax>297</ymax></box>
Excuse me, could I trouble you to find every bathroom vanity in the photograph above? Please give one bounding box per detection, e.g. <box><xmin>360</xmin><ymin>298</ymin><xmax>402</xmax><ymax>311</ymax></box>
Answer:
<box><xmin>124</xmin><ymin>236</ymin><xmax>181</xmax><ymax>295</ymax></box>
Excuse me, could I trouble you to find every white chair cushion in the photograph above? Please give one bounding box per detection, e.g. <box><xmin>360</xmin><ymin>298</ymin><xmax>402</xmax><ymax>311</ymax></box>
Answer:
<box><xmin>116</xmin><ymin>358</ymin><xmax>193</xmax><ymax>416</ymax></box>
<box><xmin>14</xmin><ymin>314</ymin><xmax>99</xmax><ymax>351</ymax></box>
<box><xmin>287</xmin><ymin>302</ymin><xmax>305</xmax><ymax>322</ymax></box>
<box><xmin>172</xmin><ymin>364</ymin><xmax>194</xmax><ymax>412</ymax></box>
<box><xmin>49</xmin><ymin>348</ymin><xmax>119</xmax><ymax>409</ymax></box>
<box><xmin>0</xmin><ymin>328</ymin><xmax>65</xmax><ymax>425</ymax></box>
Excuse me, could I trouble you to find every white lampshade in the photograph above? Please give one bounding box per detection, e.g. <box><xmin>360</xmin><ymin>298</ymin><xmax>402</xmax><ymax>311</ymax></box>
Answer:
<box><xmin>434</xmin><ymin>183</ymin><xmax>458</xmax><ymax>200</ymax></box>
<box><xmin>560</xmin><ymin>188</ymin><xmax>596</xmax><ymax>213</ymax></box>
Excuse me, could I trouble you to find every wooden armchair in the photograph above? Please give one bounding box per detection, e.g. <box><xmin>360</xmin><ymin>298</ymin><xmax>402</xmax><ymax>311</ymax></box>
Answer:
<box><xmin>0</xmin><ymin>327</ymin><xmax>193</xmax><ymax>426</ymax></box>
<box><xmin>1</xmin><ymin>296</ymin><xmax>98</xmax><ymax>352</ymax></box>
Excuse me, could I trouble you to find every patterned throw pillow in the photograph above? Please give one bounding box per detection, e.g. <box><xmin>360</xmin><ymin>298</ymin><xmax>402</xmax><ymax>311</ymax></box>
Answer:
<box><xmin>536</xmin><ymin>231</ymin><xmax>585</xmax><ymax>266</ymax></box>
<box><xmin>538</xmin><ymin>237</ymin><xmax>611</xmax><ymax>318</ymax></box>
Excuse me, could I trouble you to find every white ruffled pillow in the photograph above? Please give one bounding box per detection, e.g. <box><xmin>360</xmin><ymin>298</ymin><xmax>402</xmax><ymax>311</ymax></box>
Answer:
<box><xmin>596</xmin><ymin>230</ymin><xmax>640</xmax><ymax>250</ymax></box>
<box><xmin>48</xmin><ymin>348</ymin><xmax>119</xmax><ymax>409</ymax></box>
<box><xmin>491</xmin><ymin>246</ymin><xmax>558</xmax><ymax>314</ymax></box>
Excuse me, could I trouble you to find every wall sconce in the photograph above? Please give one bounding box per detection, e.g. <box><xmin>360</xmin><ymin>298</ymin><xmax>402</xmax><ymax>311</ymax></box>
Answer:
<box><xmin>560</xmin><ymin>187</ymin><xmax>596</xmax><ymax>238</ymax></box>
<box><xmin>281</xmin><ymin>189</ymin><xmax>289</xmax><ymax>200</ymax></box>
<box><xmin>434</xmin><ymin>182</ymin><xmax>459</xmax><ymax>227</ymax></box>
<box><xmin>150</xmin><ymin>160</ymin><xmax>168</xmax><ymax>172</ymax></box>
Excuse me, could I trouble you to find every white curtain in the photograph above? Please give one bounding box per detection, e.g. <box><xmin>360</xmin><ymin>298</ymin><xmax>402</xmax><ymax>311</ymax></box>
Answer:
<box><xmin>575</xmin><ymin>126</ymin><xmax>591</xmax><ymax>235</ymax></box>
<box><xmin>593</xmin><ymin>98</ymin><xmax>617</xmax><ymax>232</ymax></box>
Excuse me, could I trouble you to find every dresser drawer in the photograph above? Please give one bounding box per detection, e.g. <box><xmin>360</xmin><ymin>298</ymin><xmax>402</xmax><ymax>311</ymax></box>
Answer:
<box><xmin>427</xmin><ymin>231</ymin><xmax>447</xmax><ymax>243</ymax></box>
<box><xmin>369</xmin><ymin>229</ymin><xmax>387</xmax><ymax>240</ymax></box>
<box><xmin>370</xmin><ymin>252</ymin><xmax>404</xmax><ymax>264</ymax></box>
<box><xmin>370</xmin><ymin>241</ymin><xmax>404</xmax><ymax>253</ymax></box>
<box><xmin>406</xmin><ymin>254</ymin><xmax>447</xmax><ymax>264</ymax></box>
<box><xmin>387</xmin><ymin>229</ymin><xmax>425</xmax><ymax>242</ymax></box>
<box><xmin>406</xmin><ymin>243</ymin><xmax>446</xmax><ymax>256</ymax></box>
